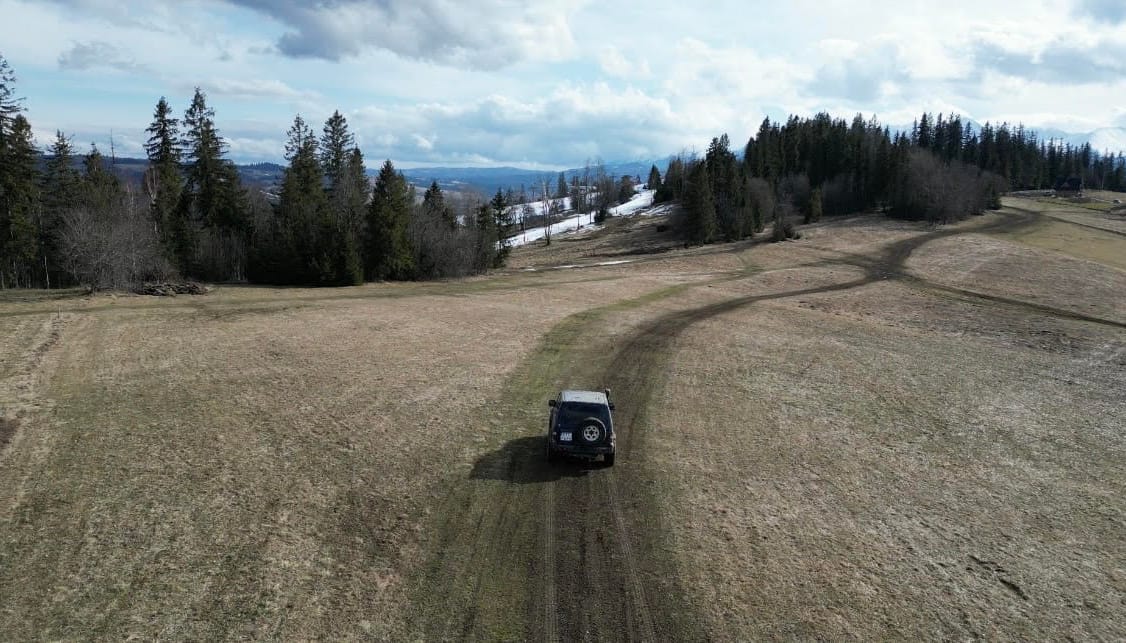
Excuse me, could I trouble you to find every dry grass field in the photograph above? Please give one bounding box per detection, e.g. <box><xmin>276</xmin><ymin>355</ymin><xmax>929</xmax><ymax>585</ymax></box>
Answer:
<box><xmin>1</xmin><ymin>197</ymin><xmax>1123</xmax><ymax>640</ymax></box>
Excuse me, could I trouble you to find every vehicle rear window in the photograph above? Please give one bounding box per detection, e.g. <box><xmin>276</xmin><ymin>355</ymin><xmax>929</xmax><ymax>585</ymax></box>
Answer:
<box><xmin>557</xmin><ymin>402</ymin><xmax>611</xmax><ymax>427</ymax></box>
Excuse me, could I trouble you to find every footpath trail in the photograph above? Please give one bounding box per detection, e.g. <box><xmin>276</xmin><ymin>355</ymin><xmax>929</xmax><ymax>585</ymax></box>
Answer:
<box><xmin>406</xmin><ymin>206</ymin><xmax>1126</xmax><ymax>640</ymax></box>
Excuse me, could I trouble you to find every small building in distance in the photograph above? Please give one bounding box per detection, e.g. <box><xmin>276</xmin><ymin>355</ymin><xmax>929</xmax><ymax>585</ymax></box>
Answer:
<box><xmin>1054</xmin><ymin>177</ymin><xmax>1084</xmax><ymax>197</ymax></box>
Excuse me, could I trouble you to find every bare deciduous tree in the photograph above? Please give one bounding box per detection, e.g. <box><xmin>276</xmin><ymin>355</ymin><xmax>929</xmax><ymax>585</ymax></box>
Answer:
<box><xmin>57</xmin><ymin>184</ymin><xmax>172</xmax><ymax>291</ymax></box>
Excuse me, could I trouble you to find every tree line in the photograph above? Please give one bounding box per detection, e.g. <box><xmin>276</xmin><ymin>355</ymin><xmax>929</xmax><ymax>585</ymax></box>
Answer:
<box><xmin>0</xmin><ymin>54</ymin><xmax>511</xmax><ymax>289</ymax></box>
<box><xmin>654</xmin><ymin>111</ymin><xmax>1125</xmax><ymax>245</ymax></box>
<box><xmin>501</xmin><ymin>160</ymin><xmax>640</xmax><ymax>244</ymax></box>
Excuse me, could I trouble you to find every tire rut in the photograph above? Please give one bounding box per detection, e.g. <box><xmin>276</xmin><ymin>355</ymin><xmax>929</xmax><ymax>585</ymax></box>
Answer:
<box><xmin>0</xmin><ymin>314</ymin><xmax>67</xmax><ymax>458</ymax></box>
<box><xmin>542</xmin><ymin>483</ymin><xmax>559</xmax><ymax>643</ymax></box>
<box><xmin>410</xmin><ymin>207</ymin><xmax>1125</xmax><ymax>640</ymax></box>
<box><xmin>604</xmin><ymin>472</ymin><xmax>657</xmax><ymax>642</ymax></box>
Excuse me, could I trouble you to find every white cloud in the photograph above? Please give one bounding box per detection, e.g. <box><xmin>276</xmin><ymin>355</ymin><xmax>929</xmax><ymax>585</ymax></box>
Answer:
<box><xmin>348</xmin><ymin>82</ymin><xmax>685</xmax><ymax>166</ymax></box>
<box><xmin>226</xmin><ymin>0</ymin><xmax>583</xmax><ymax>69</ymax></box>
<box><xmin>411</xmin><ymin>133</ymin><xmax>435</xmax><ymax>151</ymax></box>
<box><xmin>598</xmin><ymin>46</ymin><xmax>650</xmax><ymax>79</ymax></box>
<box><xmin>57</xmin><ymin>40</ymin><xmax>147</xmax><ymax>72</ymax></box>
<box><xmin>5</xmin><ymin>0</ymin><xmax>1126</xmax><ymax>167</ymax></box>
<box><xmin>204</xmin><ymin>79</ymin><xmax>320</xmax><ymax>101</ymax></box>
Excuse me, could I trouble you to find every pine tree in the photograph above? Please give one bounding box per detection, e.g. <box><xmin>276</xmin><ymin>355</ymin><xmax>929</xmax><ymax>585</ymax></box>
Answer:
<box><xmin>366</xmin><ymin>160</ymin><xmax>414</xmax><ymax>280</ymax></box>
<box><xmin>174</xmin><ymin>88</ymin><xmax>216</xmax><ymax>270</ymax></box>
<box><xmin>617</xmin><ymin>175</ymin><xmax>635</xmax><ymax>206</ymax></box>
<box><xmin>556</xmin><ymin>171</ymin><xmax>567</xmax><ymax>199</ymax></box>
<box><xmin>656</xmin><ymin>156</ymin><xmax>684</xmax><ymax>203</ymax></box>
<box><xmin>423</xmin><ymin>180</ymin><xmax>456</xmax><ymax>229</ymax></box>
<box><xmin>42</xmin><ymin>131</ymin><xmax>80</xmax><ymax>213</ymax></box>
<box><xmin>647</xmin><ymin>164</ymin><xmax>662</xmax><ymax>192</ymax></box>
<box><xmin>684</xmin><ymin>162</ymin><xmax>716</xmax><ymax>244</ymax></box>
<box><xmin>82</xmin><ymin>143</ymin><xmax>122</xmax><ymax>211</ymax></box>
<box><xmin>277</xmin><ymin>114</ymin><xmax>329</xmax><ymax>283</ymax></box>
<box><xmin>0</xmin><ymin>54</ymin><xmax>23</xmax><ymax>141</ymax></box>
<box><xmin>0</xmin><ymin>114</ymin><xmax>39</xmax><ymax>286</ymax></box>
<box><xmin>806</xmin><ymin>187</ymin><xmax>823</xmax><ymax>224</ymax></box>
<box><xmin>320</xmin><ymin>110</ymin><xmax>354</xmax><ymax>192</ymax></box>
<box><xmin>916</xmin><ymin>113</ymin><xmax>932</xmax><ymax>149</ymax></box>
<box><xmin>474</xmin><ymin>200</ymin><xmax>497</xmax><ymax>272</ymax></box>
<box><xmin>331</xmin><ymin>147</ymin><xmax>367</xmax><ymax>284</ymax></box>
<box><xmin>181</xmin><ymin>88</ymin><xmax>223</xmax><ymax>226</ymax></box>
<box><xmin>490</xmin><ymin>188</ymin><xmax>512</xmax><ymax>267</ymax></box>
<box><xmin>40</xmin><ymin>131</ymin><xmax>81</xmax><ymax>282</ymax></box>
<box><xmin>178</xmin><ymin>87</ymin><xmax>246</xmax><ymax>278</ymax></box>
<box><xmin>144</xmin><ymin>97</ymin><xmax>182</xmax><ymax>256</ymax></box>
<box><xmin>987</xmin><ymin>183</ymin><xmax>1002</xmax><ymax>210</ymax></box>
<box><xmin>706</xmin><ymin>134</ymin><xmax>741</xmax><ymax>239</ymax></box>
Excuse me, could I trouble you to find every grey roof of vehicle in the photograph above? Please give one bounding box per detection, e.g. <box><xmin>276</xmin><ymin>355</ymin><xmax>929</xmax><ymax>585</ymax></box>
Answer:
<box><xmin>560</xmin><ymin>390</ymin><xmax>609</xmax><ymax>404</ymax></box>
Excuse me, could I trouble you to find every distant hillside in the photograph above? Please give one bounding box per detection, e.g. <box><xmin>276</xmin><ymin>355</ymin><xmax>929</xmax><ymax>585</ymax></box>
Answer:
<box><xmin>49</xmin><ymin>157</ymin><xmax>664</xmax><ymax>196</ymax></box>
<box><xmin>399</xmin><ymin>159</ymin><xmax>668</xmax><ymax>196</ymax></box>
<box><xmin>40</xmin><ymin>155</ymin><xmax>287</xmax><ymax>191</ymax></box>
<box><xmin>397</xmin><ymin>166</ymin><xmax>556</xmax><ymax>196</ymax></box>
<box><xmin>50</xmin><ymin>130</ymin><xmax>1126</xmax><ymax>200</ymax></box>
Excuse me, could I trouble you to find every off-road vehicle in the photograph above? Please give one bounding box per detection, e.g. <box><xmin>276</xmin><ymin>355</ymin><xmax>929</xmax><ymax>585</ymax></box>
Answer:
<box><xmin>545</xmin><ymin>389</ymin><xmax>616</xmax><ymax>466</ymax></box>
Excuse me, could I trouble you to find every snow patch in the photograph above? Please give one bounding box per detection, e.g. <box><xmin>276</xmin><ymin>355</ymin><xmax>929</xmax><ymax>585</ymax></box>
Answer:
<box><xmin>507</xmin><ymin>189</ymin><xmax>663</xmax><ymax>247</ymax></box>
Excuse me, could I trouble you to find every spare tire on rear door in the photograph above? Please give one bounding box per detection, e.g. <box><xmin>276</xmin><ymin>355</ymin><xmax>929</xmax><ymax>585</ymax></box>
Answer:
<box><xmin>578</xmin><ymin>417</ymin><xmax>606</xmax><ymax>444</ymax></box>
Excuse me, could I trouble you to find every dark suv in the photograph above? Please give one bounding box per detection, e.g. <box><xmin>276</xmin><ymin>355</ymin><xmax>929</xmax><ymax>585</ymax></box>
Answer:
<box><xmin>546</xmin><ymin>389</ymin><xmax>616</xmax><ymax>466</ymax></box>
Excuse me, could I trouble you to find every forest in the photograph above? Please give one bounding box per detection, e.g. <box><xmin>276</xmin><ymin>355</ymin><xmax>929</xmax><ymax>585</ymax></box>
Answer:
<box><xmin>0</xmin><ymin>54</ymin><xmax>512</xmax><ymax>289</ymax></box>
<box><xmin>655</xmin><ymin>112</ymin><xmax>1125</xmax><ymax>245</ymax></box>
<box><xmin>2</xmin><ymin>51</ymin><xmax>1124</xmax><ymax>289</ymax></box>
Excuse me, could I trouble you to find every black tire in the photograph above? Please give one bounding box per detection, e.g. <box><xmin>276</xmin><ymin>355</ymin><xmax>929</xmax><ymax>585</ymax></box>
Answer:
<box><xmin>604</xmin><ymin>452</ymin><xmax>615</xmax><ymax>467</ymax></box>
<box><xmin>578</xmin><ymin>417</ymin><xmax>606</xmax><ymax>444</ymax></box>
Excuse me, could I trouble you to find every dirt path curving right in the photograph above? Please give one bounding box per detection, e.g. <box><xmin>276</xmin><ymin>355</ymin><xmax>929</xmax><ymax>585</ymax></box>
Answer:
<box><xmin>408</xmin><ymin>207</ymin><xmax>1126</xmax><ymax>640</ymax></box>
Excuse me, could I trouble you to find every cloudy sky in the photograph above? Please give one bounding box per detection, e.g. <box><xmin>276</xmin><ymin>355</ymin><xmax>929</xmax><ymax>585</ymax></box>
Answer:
<box><xmin>2</xmin><ymin>0</ymin><xmax>1125</xmax><ymax>168</ymax></box>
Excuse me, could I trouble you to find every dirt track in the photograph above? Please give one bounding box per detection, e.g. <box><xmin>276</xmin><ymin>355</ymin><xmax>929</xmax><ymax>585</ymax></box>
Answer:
<box><xmin>2</xmin><ymin>203</ymin><xmax>1123</xmax><ymax>640</ymax></box>
<box><xmin>407</xmin><ymin>205</ymin><xmax>1125</xmax><ymax>640</ymax></box>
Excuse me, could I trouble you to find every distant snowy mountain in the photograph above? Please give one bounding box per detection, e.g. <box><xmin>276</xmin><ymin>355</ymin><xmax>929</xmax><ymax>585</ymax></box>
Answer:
<box><xmin>1065</xmin><ymin>128</ymin><xmax>1126</xmax><ymax>155</ymax></box>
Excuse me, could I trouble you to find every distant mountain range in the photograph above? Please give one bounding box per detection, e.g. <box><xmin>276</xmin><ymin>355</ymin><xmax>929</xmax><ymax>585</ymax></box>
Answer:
<box><xmin>61</xmin><ymin>157</ymin><xmax>665</xmax><ymax>196</ymax></box>
<box><xmin>60</xmin><ymin>125</ymin><xmax>1126</xmax><ymax>196</ymax></box>
<box><xmin>397</xmin><ymin>159</ymin><xmax>666</xmax><ymax>196</ymax></box>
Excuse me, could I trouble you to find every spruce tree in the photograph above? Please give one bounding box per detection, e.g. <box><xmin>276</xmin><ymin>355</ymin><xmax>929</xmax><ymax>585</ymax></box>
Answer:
<box><xmin>366</xmin><ymin>160</ymin><xmax>414</xmax><ymax>280</ymax></box>
<box><xmin>0</xmin><ymin>54</ymin><xmax>22</xmax><ymax>141</ymax></box>
<box><xmin>320</xmin><ymin>110</ymin><xmax>354</xmax><ymax>192</ymax></box>
<box><xmin>647</xmin><ymin>164</ymin><xmax>662</xmax><ymax>192</ymax></box>
<box><xmin>423</xmin><ymin>180</ymin><xmax>455</xmax><ymax>229</ymax></box>
<box><xmin>806</xmin><ymin>187</ymin><xmax>823</xmax><ymax>224</ymax></box>
<box><xmin>706</xmin><ymin>134</ymin><xmax>741</xmax><ymax>239</ymax></box>
<box><xmin>276</xmin><ymin>114</ymin><xmax>328</xmax><ymax>283</ymax></box>
<box><xmin>178</xmin><ymin>87</ymin><xmax>246</xmax><ymax>278</ymax></box>
<box><xmin>40</xmin><ymin>131</ymin><xmax>81</xmax><ymax>282</ymax></box>
<box><xmin>181</xmin><ymin>88</ymin><xmax>223</xmax><ymax>226</ymax></box>
<box><xmin>174</xmin><ymin>88</ymin><xmax>216</xmax><ymax>271</ymax></box>
<box><xmin>617</xmin><ymin>175</ymin><xmax>635</xmax><ymax>205</ymax></box>
<box><xmin>81</xmin><ymin>143</ymin><xmax>122</xmax><ymax>212</ymax></box>
<box><xmin>656</xmin><ymin>156</ymin><xmax>684</xmax><ymax>203</ymax></box>
<box><xmin>329</xmin><ymin>147</ymin><xmax>367</xmax><ymax>285</ymax></box>
<box><xmin>144</xmin><ymin>97</ymin><xmax>182</xmax><ymax>256</ymax></box>
<box><xmin>490</xmin><ymin>188</ymin><xmax>512</xmax><ymax>268</ymax></box>
<box><xmin>0</xmin><ymin>114</ymin><xmax>39</xmax><ymax>286</ymax></box>
<box><xmin>684</xmin><ymin>162</ymin><xmax>716</xmax><ymax>244</ymax></box>
<box><xmin>474</xmin><ymin>200</ymin><xmax>498</xmax><ymax>272</ymax></box>
<box><xmin>556</xmin><ymin>171</ymin><xmax>567</xmax><ymax>199</ymax></box>
<box><xmin>43</xmin><ymin>131</ymin><xmax>81</xmax><ymax>213</ymax></box>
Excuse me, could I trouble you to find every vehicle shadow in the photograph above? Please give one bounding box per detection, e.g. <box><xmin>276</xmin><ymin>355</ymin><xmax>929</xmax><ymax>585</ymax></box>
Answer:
<box><xmin>469</xmin><ymin>436</ymin><xmax>603</xmax><ymax>484</ymax></box>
